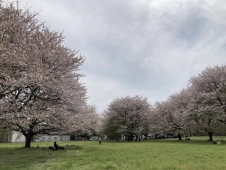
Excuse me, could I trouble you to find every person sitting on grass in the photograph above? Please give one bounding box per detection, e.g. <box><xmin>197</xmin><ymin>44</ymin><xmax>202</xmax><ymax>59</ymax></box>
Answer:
<box><xmin>54</xmin><ymin>141</ymin><xmax>59</xmax><ymax>150</ymax></box>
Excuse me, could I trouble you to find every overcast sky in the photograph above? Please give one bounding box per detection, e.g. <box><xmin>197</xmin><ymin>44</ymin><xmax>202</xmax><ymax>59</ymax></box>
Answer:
<box><xmin>9</xmin><ymin>0</ymin><xmax>226</xmax><ymax>113</ymax></box>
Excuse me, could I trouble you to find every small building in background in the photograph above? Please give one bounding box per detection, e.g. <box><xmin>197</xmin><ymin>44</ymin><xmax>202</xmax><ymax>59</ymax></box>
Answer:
<box><xmin>35</xmin><ymin>134</ymin><xmax>70</xmax><ymax>142</ymax></box>
<box><xmin>6</xmin><ymin>131</ymin><xmax>70</xmax><ymax>142</ymax></box>
<box><xmin>7</xmin><ymin>131</ymin><xmax>26</xmax><ymax>143</ymax></box>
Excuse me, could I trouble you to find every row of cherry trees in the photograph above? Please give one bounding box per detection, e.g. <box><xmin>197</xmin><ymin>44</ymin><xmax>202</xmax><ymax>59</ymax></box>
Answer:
<box><xmin>101</xmin><ymin>65</ymin><xmax>226</xmax><ymax>141</ymax></box>
<box><xmin>0</xmin><ymin>1</ymin><xmax>99</xmax><ymax>147</ymax></box>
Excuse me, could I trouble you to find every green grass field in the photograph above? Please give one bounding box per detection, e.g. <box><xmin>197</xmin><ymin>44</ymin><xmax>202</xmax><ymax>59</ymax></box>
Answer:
<box><xmin>0</xmin><ymin>136</ymin><xmax>226</xmax><ymax>170</ymax></box>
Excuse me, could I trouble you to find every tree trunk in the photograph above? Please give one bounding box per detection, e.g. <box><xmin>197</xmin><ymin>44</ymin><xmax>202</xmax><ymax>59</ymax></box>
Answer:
<box><xmin>126</xmin><ymin>135</ymin><xmax>131</xmax><ymax>141</ymax></box>
<box><xmin>25</xmin><ymin>133</ymin><xmax>33</xmax><ymax>148</ymax></box>
<box><xmin>208</xmin><ymin>132</ymin><xmax>213</xmax><ymax>141</ymax></box>
<box><xmin>178</xmin><ymin>133</ymin><xmax>182</xmax><ymax>140</ymax></box>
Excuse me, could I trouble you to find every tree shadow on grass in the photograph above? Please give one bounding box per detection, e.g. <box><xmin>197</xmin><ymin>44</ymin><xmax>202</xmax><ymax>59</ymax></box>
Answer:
<box><xmin>65</xmin><ymin>145</ymin><xmax>83</xmax><ymax>150</ymax></box>
<box><xmin>12</xmin><ymin>144</ymin><xmax>84</xmax><ymax>151</ymax></box>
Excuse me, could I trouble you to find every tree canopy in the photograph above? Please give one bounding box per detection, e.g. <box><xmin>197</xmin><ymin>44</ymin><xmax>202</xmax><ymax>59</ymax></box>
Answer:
<box><xmin>102</xmin><ymin>95</ymin><xmax>151</xmax><ymax>141</ymax></box>
<box><xmin>0</xmin><ymin>1</ymin><xmax>98</xmax><ymax>147</ymax></box>
<box><xmin>102</xmin><ymin>65</ymin><xmax>226</xmax><ymax>141</ymax></box>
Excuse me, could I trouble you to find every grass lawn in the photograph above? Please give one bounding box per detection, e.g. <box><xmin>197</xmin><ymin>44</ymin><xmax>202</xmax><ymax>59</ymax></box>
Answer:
<box><xmin>0</xmin><ymin>136</ymin><xmax>226</xmax><ymax>170</ymax></box>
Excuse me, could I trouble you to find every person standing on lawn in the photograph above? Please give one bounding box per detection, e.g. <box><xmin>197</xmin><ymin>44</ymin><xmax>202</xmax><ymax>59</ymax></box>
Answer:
<box><xmin>99</xmin><ymin>137</ymin><xmax>101</xmax><ymax>144</ymax></box>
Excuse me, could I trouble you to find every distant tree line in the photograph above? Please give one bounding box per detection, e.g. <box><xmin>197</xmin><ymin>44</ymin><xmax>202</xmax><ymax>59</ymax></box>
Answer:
<box><xmin>101</xmin><ymin>65</ymin><xmax>226</xmax><ymax>141</ymax></box>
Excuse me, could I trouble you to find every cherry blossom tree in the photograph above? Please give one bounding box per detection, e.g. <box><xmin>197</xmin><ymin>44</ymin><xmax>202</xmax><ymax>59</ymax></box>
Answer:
<box><xmin>0</xmin><ymin>1</ymin><xmax>88</xmax><ymax>147</ymax></box>
<box><xmin>189</xmin><ymin>65</ymin><xmax>226</xmax><ymax>119</ymax></box>
<box><xmin>150</xmin><ymin>102</ymin><xmax>170</xmax><ymax>138</ymax></box>
<box><xmin>72</xmin><ymin>105</ymin><xmax>101</xmax><ymax>136</ymax></box>
<box><xmin>187</xmin><ymin>94</ymin><xmax>221</xmax><ymax>141</ymax></box>
<box><xmin>102</xmin><ymin>95</ymin><xmax>151</xmax><ymax>141</ymax></box>
<box><xmin>153</xmin><ymin>89</ymin><xmax>191</xmax><ymax>140</ymax></box>
<box><xmin>188</xmin><ymin>65</ymin><xmax>226</xmax><ymax>140</ymax></box>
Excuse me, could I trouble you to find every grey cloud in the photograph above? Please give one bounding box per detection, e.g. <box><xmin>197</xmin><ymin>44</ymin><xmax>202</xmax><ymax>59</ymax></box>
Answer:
<box><xmin>9</xmin><ymin>0</ymin><xmax>226</xmax><ymax>112</ymax></box>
